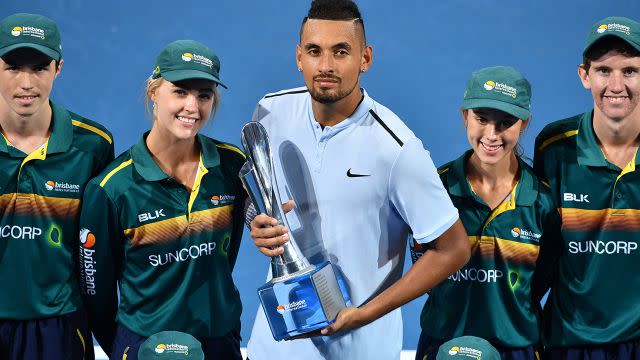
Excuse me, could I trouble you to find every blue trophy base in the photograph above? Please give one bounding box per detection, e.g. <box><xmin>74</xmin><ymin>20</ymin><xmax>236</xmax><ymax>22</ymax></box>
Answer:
<box><xmin>258</xmin><ymin>261</ymin><xmax>349</xmax><ymax>341</ymax></box>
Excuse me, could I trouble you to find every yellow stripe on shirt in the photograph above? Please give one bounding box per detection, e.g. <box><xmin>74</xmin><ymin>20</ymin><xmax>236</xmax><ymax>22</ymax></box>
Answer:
<box><xmin>72</xmin><ymin>119</ymin><xmax>113</xmax><ymax>144</ymax></box>
<box><xmin>216</xmin><ymin>143</ymin><xmax>246</xmax><ymax>158</ymax></box>
<box><xmin>538</xmin><ymin>130</ymin><xmax>578</xmax><ymax>151</ymax></box>
<box><xmin>100</xmin><ymin>159</ymin><xmax>133</xmax><ymax>187</ymax></box>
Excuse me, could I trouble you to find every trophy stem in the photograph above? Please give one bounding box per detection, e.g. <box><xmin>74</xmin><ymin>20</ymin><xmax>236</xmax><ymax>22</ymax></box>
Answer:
<box><xmin>271</xmin><ymin>260</ymin><xmax>315</xmax><ymax>282</ymax></box>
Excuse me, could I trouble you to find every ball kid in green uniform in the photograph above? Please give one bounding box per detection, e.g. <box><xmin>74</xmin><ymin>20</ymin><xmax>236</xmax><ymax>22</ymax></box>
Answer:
<box><xmin>412</xmin><ymin>66</ymin><xmax>561</xmax><ymax>360</ymax></box>
<box><xmin>0</xmin><ymin>13</ymin><xmax>113</xmax><ymax>360</ymax></box>
<box><xmin>534</xmin><ymin>16</ymin><xmax>640</xmax><ymax>359</ymax></box>
<box><xmin>78</xmin><ymin>40</ymin><xmax>247</xmax><ymax>359</ymax></box>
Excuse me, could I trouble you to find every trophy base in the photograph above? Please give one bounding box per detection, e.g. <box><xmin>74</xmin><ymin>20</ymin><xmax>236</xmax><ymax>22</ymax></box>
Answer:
<box><xmin>258</xmin><ymin>261</ymin><xmax>348</xmax><ymax>341</ymax></box>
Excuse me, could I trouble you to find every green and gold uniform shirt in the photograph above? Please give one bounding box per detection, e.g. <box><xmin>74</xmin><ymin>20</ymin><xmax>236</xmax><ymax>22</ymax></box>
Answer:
<box><xmin>0</xmin><ymin>102</ymin><xmax>114</xmax><ymax>319</ymax></box>
<box><xmin>534</xmin><ymin>111</ymin><xmax>640</xmax><ymax>347</ymax></box>
<box><xmin>79</xmin><ymin>133</ymin><xmax>246</xmax><ymax>351</ymax></box>
<box><xmin>412</xmin><ymin>150</ymin><xmax>560</xmax><ymax>347</ymax></box>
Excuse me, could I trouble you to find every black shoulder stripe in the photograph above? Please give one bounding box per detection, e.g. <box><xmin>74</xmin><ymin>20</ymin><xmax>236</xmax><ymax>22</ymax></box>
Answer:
<box><xmin>264</xmin><ymin>89</ymin><xmax>309</xmax><ymax>99</ymax></box>
<box><xmin>369</xmin><ymin>110</ymin><xmax>403</xmax><ymax>146</ymax></box>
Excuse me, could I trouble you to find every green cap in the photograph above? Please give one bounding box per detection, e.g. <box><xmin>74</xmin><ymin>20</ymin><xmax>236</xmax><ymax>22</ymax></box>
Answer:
<box><xmin>462</xmin><ymin>66</ymin><xmax>532</xmax><ymax>120</ymax></box>
<box><xmin>152</xmin><ymin>40</ymin><xmax>227</xmax><ymax>88</ymax></box>
<box><xmin>0</xmin><ymin>13</ymin><xmax>62</xmax><ymax>61</ymax></box>
<box><xmin>583</xmin><ymin>16</ymin><xmax>640</xmax><ymax>56</ymax></box>
<box><xmin>138</xmin><ymin>331</ymin><xmax>204</xmax><ymax>360</ymax></box>
<box><xmin>436</xmin><ymin>336</ymin><xmax>501</xmax><ymax>360</ymax></box>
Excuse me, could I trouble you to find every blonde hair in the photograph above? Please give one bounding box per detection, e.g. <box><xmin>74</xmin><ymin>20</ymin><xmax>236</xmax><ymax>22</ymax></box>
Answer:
<box><xmin>144</xmin><ymin>77</ymin><xmax>221</xmax><ymax>120</ymax></box>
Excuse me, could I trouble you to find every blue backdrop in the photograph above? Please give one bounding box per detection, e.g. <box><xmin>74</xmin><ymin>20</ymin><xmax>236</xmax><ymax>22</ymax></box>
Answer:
<box><xmin>3</xmin><ymin>0</ymin><xmax>639</xmax><ymax>350</ymax></box>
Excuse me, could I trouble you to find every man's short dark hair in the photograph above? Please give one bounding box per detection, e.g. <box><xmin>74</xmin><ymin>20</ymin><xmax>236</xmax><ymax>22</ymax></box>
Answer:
<box><xmin>583</xmin><ymin>36</ymin><xmax>640</xmax><ymax>71</ymax></box>
<box><xmin>300</xmin><ymin>0</ymin><xmax>366</xmax><ymax>45</ymax></box>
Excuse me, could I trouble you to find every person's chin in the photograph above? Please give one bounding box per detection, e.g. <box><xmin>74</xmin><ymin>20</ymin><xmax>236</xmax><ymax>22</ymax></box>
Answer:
<box><xmin>171</xmin><ymin>128</ymin><xmax>198</xmax><ymax>140</ymax></box>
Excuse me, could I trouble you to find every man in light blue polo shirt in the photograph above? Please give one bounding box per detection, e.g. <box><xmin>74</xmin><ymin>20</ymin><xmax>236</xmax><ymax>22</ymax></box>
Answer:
<box><xmin>246</xmin><ymin>1</ymin><xmax>470</xmax><ymax>359</ymax></box>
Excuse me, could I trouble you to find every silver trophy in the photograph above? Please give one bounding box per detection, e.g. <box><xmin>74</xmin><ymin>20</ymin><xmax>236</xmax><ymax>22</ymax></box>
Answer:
<box><xmin>239</xmin><ymin>121</ymin><xmax>314</xmax><ymax>280</ymax></box>
<box><xmin>239</xmin><ymin>121</ymin><xmax>348</xmax><ymax>340</ymax></box>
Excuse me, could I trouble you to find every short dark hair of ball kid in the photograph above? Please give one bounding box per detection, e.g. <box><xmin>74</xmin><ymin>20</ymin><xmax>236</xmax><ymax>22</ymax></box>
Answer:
<box><xmin>583</xmin><ymin>36</ymin><xmax>640</xmax><ymax>71</ymax></box>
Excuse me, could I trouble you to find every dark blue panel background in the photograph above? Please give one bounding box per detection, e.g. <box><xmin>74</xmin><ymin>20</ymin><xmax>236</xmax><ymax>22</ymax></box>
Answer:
<box><xmin>2</xmin><ymin>0</ymin><xmax>638</xmax><ymax>350</ymax></box>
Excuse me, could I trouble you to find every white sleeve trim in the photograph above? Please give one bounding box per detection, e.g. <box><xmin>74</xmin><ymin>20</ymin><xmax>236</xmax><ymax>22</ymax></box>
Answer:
<box><xmin>413</xmin><ymin>210</ymin><xmax>459</xmax><ymax>244</ymax></box>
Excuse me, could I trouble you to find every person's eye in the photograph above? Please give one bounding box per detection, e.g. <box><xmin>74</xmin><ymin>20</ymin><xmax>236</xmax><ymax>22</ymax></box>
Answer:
<box><xmin>502</xmin><ymin>120</ymin><xmax>517</xmax><ymax>129</ymax></box>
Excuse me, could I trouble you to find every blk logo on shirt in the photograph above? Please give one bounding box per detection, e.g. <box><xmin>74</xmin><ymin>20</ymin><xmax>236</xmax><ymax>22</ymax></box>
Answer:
<box><xmin>138</xmin><ymin>209</ymin><xmax>166</xmax><ymax>223</ymax></box>
<box><xmin>564</xmin><ymin>193</ymin><xmax>589</xmax><ymax>203</ymax></box>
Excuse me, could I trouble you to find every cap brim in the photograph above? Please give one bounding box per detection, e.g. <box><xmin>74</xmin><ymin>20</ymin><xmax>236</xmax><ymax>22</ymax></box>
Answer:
<box><xmin>161</xmin><ymin>69</ymin><xmax>227</xmax><ymax>89</ymax></box>
<box><xmin>583</xmin><ymin>33</ymin><xmax>640</xmax><ymax>56</ymax></box>
<box><xmin>0</xmin><ymin>43</ymin><xmax>60</xmax><ymax>61</ymax></box>
<box><xmin>463</xmin><ymin>98</ymin><xmax>530</xmax><ymax>120</ymax></box>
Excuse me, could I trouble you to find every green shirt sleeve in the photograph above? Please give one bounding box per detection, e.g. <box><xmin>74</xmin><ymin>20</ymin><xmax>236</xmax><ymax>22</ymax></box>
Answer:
<box><xmin>227</xmin><ymin>183</ymin><xmax>247</xmax><ymax>271</ymax></box>
<box><xmin>532</xmin><ymin>130</ymin><xmax>563</xmax><ymax>305</ymax></box>
<box><xmin>78</xmin><ymin>179</ymin><xmax>122</xmax><ymax>354</ymax></box>
<box><xmin>533</xmin><ymin>133</ymin><xmax>547</xmax><ymax>182</ymax></box>
<box><xmin>531</xmin><ymin>196</ymin><xmax>562</xmax><ymax>304</ymax></box>
<box><xmin>94</xmin><ymin>140</ymin><xmax>115</xmax><ymax>176</ymax></box>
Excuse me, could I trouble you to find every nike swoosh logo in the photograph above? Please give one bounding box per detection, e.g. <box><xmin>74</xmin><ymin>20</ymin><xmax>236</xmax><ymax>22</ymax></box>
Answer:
<box><xmin>347</xmin><ymin>169</ymin><xmax>371</xmax><ymax>177</ymax></box>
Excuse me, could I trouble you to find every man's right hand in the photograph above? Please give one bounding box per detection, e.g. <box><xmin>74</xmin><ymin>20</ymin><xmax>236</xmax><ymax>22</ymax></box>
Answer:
<box><xmin>249</xmin><ymin>200</ymin><xmax>295</xmax><ymax>257</ymax></box>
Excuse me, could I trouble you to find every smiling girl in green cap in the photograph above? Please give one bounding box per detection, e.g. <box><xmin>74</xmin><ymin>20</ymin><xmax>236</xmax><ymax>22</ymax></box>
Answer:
<box><xmin>78</xmin><ymin>40</ymin><xmax>247</xmax><ymax>360</ymax></box>
<box><xmin>411</xmin><ymin>66</ymin><xmax>560</xmax><ymax>360</ymax></box>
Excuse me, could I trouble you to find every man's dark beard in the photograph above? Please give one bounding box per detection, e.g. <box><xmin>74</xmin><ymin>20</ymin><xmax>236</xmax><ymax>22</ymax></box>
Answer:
<box><xmin>308</xmin><ymin>75</ymin><xmax>358</xmax><ymax>104</ymax></box>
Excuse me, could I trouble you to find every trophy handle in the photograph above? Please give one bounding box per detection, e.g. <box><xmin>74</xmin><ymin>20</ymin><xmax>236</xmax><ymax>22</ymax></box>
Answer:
<box><xmin>240</xmin><ymin>122</ymin><xmax>313</xmax><ymax>281</ymax></box>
